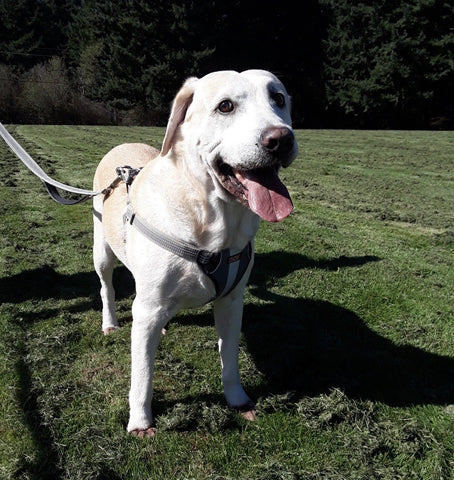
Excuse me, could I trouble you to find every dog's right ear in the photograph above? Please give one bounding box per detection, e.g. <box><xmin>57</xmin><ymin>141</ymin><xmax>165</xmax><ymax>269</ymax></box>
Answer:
<box><xmin>160</xmin><ymin>77</ymin><xmax>198</xmax><ymax>156</ymax></box>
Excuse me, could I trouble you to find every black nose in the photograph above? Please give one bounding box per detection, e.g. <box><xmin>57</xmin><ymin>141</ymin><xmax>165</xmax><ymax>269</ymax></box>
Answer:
<box><xmin>260</xmin><ymin>126</ymin><xmax>294</xmax><ymax>157</ymax></box>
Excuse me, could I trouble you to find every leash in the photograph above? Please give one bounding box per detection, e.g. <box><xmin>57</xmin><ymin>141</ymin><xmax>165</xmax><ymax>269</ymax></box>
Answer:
<box><xmin>0</xmin><ymin>122</ymin><xmax>106</xmax><ymax>204</ymax></box>
<box><xmin>0</xmin><ymin>122</ymin><xmax>252</xmax><ymax>299</ymax></box>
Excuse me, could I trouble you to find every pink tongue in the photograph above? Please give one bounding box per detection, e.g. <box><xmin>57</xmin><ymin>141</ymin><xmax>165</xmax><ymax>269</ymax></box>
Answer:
<box><xmin>238</xmin><ymin>169</ymin><xmax>293</xmax><ymax>222</ymax></box>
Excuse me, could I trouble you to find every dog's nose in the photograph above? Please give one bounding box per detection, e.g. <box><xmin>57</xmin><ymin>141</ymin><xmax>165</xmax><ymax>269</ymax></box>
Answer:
<box><xmin>260</xmin><ymin>126</ymin><xmax>294</xmax><ymax>157</ymax></box>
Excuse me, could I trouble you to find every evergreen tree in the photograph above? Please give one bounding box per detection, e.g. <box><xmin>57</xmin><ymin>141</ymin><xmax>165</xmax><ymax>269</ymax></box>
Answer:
<box><xmin>67</xmin><ymin>0</ymin><xmax>216</xmax><ymax>119</ymax></box>
<box><xmin>0</xmin><ymin>0</ymin><xmax>43</xmax><ymax>69</ymax></box>
<box><xmin>201</xmin><ymin>0</ymin><xmax>324</xmax><ymax>127</ymax></box>
<box><xmin>0</xmin><ymin>0</ymin><xmax>77</xmax><ymax>69</ymax></box>
<box><xmin>0</xmin><ymin>0</ymin><xmax>452</xmax><ymax>127</ymax></box>
<box><xmin>321</xmin><ymin>0</ymin><xmax>454</xmax><ymax>128</ymax></box>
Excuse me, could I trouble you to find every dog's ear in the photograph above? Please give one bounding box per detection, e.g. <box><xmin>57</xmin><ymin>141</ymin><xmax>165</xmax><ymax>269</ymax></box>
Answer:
<box><xmin>161</xmin><ymin>77</ymin><xmax>198</xmax><ymax>156</ymax></box>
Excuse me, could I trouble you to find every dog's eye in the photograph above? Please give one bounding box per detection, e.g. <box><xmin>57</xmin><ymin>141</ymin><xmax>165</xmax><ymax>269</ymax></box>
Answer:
<box><xmin>272</xmin><ymin>92</ymin><xmax>286</xmax><ymax>108</ymax></box>
<box><xmin>217</xmin><ymin>100</ymin><xmax>234</xmax><ymax>114</ymax></box>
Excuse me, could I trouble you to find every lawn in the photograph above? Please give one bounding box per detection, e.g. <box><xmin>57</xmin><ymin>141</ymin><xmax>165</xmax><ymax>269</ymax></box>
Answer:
<box><xmin>0</xmin><ymin>126</ymin><xmax>453</xmax><ymax>479</ymax></box>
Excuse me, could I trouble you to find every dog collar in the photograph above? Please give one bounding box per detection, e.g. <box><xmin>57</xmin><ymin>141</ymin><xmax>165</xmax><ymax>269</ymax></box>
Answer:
<box><xmin>124</xmin><ymin>204</ymin><xmax>252</xmax><ymax>300</ymax></box>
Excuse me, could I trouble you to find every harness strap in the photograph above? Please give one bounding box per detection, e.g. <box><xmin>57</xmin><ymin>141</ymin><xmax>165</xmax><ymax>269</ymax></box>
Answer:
<box><xmin>124</xmin><ymin>204</ymin><xmax>215</xmax><ymax>265</ymax></box>
<box><xmin>124</xmin><ymin>204</ymin><xmax>252</xmax><ymax>299</ymax></box>
<box><xmin>201</xmin><ymin>242</ymin><xmax>252</xmax><ymax>298</ymax></box>
<box><xmin>0</xmin><ymin>122</ymin><xmax>253</xmax><ymax>299</ymax></box>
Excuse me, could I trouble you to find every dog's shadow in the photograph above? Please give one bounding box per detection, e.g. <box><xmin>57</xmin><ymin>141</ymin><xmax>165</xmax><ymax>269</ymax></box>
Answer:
<box><xmin>240</xmin><ymin>251</ymin><xmax>454</xmax><ymax>407</ymax></box>
<box><xmin>185</xmin><ymin>251</ymin><xmax>454</xmax><ymax>408</ymax></box>
<box><xmin>2</xmin><ymin>251</ymin><xmax>454</xmax><ymax>407</ymax></box>
<box><xmin>0</xmin><ymin>263</ymin><xmax>136</xmax><ymax>304</ymax></box>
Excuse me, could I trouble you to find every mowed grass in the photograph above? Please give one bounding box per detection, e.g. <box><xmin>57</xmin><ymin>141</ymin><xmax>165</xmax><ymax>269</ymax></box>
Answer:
<box><xmin>0</xmin><ymin>126</ymin><xmax>453</xmax><ymax>479</ymax></box>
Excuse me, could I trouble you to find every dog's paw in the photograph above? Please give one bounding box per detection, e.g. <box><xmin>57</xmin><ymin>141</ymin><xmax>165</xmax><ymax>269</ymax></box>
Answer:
<box><xmin>236</xmin><ymin>401</ymin><xmax>256</xmax><ymax>421</ymax></box>
<box><xmin>129</xmin><ymin>427</ymin><xmax>157</xmax><ymax>438</ymax></box>
<box><xmin>240</xmin><ymin>409</ymin><xmax>256</xmax><ymax>421</ymax></box>
<box><xmin>103</xmin><ymin>326</ymin><xmax>119</xmax><ymax>335</ymax></box>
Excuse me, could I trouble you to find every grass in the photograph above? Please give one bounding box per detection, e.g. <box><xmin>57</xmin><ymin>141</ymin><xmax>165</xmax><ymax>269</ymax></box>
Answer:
<box><xmin>0</xmin><ymin>126</ymin><xmax>453</xmax><ymax>479</ymax></box>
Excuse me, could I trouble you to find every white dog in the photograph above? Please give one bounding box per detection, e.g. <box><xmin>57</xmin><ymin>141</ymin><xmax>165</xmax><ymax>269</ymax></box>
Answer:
<box><xmin>92</xmin><ymin>70</ymin><xmax>298</xmax><ymax>436</ymax></box>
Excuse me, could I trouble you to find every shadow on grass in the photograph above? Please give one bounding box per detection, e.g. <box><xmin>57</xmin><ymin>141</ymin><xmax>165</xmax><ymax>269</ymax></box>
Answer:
<box><xmin>242</xmin><ymin>251</ymin><xmax>454</xmax><ymax>407</ymax></box>
<box><xmin>181</xmin><ymin>251</ymin><xmax>454</xmax><ymax>408</ymax></box>
<box><xmin>243</xmin><ymin>296</ymin><xmax>454</xmax><ymax>407</ymax></box>
<box><xmin>14</xmin><ymin>356</ymin><xmax>65</xmax><ymax>480</ymax></box>
<box><xmin>1</xmin><ymin>265</ymin><xmax>131</xmax><ymax>479</ymax></box>
<box><xmin>4</xmin><ymin>251</ymin><xmax>453</xmax><ymax>409</ymax></box>
<box><xmin>0</xmin><ymin>264</ymin><xmax>134</xmax><ymax>306</ymax></box>
<box><xmin>3</xmin><ymin>250</ymin><xmax>454</xmax><ymax>477</ymax></box>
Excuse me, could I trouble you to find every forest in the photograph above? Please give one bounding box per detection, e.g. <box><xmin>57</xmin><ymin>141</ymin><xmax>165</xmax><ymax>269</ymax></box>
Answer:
<box><xmin>0</xmin><ymin>0</ymin><xmax>452</xmax><ymax>129</ymax></box>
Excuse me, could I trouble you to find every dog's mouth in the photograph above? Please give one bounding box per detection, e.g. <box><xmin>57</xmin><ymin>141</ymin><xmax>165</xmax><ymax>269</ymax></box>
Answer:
<box><xmin>217</xmin><ymin>162</ymin><xmax>293</xmax><ymax>222</ymax></box>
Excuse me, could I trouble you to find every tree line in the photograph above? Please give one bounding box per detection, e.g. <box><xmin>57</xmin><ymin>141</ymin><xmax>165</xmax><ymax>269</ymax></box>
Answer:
<box><xmin>0</xmin><ymin>0</ymin><xmax>452</xmax><ymax>128</ymax></box>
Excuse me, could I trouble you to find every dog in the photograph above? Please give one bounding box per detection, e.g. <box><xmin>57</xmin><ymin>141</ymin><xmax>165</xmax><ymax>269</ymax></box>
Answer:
<box><xmin>92</xmin><ymin>70</ymin><xmax>298</xmax><ymax>436</ymax></box>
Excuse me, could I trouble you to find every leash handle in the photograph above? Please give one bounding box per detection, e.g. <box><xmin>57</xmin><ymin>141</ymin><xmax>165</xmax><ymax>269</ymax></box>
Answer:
<box><xmin>0</xmin><ymin>122</ymin><xmax>103</xmax><ymax>204</ymax></box>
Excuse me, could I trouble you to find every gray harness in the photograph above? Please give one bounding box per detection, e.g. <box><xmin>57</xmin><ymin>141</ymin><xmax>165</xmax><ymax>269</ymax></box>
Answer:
<box><xmin>0</xmin><ymin>123</ymin><xmax>252</xmax><ymax>300</ymax></box>
<box><xmin>119</xmin><ymin>166</ymin><xmax>252</xmax><ymax>300</ymax></box>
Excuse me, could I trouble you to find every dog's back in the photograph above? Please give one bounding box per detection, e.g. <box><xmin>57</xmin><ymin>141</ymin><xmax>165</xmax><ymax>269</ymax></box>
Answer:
<box><xmin>93</xmin><ymin>143</ymin><xmax>159</xmax><ymax>265</ymax></box>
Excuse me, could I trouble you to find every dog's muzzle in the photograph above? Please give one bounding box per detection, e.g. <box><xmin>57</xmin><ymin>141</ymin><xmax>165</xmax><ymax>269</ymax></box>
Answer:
<box><xmin>260</xmin><ymin>126</ymin><xmax>295</xmax><ymax>166</ymax></box>
<box><xmin>214</xmin><ymin>125</ymin><xmax>297</xmax><ymax>223</ymax></box>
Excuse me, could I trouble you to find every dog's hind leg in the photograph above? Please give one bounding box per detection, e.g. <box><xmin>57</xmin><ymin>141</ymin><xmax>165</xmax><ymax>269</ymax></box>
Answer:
<box><xmin>93</xmin><ymin>206</ymin><xmax>119</xmax><ymax>334</ymax></box>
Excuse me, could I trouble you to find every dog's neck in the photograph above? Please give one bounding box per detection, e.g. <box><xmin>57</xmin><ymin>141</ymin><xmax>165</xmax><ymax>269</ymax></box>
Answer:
<box><xmin>130</xmin><ymin>152</ymin><xmax>259</xmax><ymax>253</ymax></box>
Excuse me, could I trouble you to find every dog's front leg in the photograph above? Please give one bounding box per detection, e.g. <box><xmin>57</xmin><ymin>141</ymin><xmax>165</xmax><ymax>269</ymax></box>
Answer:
<box><xmin>127</xmin><ymin>296</ymin><xmax>170</xmax><ymax>437</ymax></box>
<box><xmin>214</xmin><ymin>293</ymin><xmax>256</xmax><ymax>421</ymax></box>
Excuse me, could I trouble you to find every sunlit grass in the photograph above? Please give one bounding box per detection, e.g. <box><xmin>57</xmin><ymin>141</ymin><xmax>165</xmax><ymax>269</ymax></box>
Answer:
<box><xmin>1</xmin><ymin>126</ymin><xmax>453</xmax><ymax>479</ymax></box>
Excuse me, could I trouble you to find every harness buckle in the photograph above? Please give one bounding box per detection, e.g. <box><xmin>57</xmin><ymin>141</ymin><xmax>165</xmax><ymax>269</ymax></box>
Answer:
<box><xmin>116</xmin><ymin>166</ymin><xmax>142</xmax><ymax>187</ymax></box>
<box><xmin>124</xmin><ymin>205</ymin><xmax>135</xmax><ymax>225</ymax></box>
<box><xmin>197</xmin><ymin>250</ymin><xmax>222</xmax><ymax>274</ymax></box>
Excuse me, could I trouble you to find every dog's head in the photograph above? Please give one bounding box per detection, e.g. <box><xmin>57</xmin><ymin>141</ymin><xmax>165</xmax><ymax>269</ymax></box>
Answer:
<box><xmin>161</xmin><ymin>70</ymin><xmax>298</xmax><ymax>222</ymax></box>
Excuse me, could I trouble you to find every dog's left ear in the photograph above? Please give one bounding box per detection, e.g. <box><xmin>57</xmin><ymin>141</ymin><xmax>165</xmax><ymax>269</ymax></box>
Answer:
<box><xmin>161</xmin><ymin>77</ymin><xmax>198</xmax><ymax>156</ymax></box>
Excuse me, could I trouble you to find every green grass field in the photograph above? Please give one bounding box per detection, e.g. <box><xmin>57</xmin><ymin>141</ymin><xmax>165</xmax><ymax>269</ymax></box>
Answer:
<box><xmin>0</xmin><ymin>126</ymin><xmax>453</xmax><ymax>479</ymax></box>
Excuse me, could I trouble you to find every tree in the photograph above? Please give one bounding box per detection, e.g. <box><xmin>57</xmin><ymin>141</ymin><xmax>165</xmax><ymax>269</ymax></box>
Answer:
<box><xmin>67</xmin><ymin>0</ymin><xmax>216</xmax><ymax>121</ymax></box>
<box><xmin>321</xmin><ymin>0</ymin><xmax>454</xmax><ymax>128</ymax></box>
<box><xmin>65</xmin><ymin>0</ymin><xmax>325</xmax><ymax>126</ymax></box>
<box><xmin>200</xmin><ymin>0</ymin><xmax>325</xmax><ymax>127</ymax></box>
<box><xmin>0</xmin><ymin>63</ymin><xmax>19</xmax><ymax>122</ymax></box>
<box><xmin>18</xmin><ymin>57</ymin><xmax>72</xmax><ymax>123</ymax></box>
<box><xmin>0</xmin><ymin>0</ymin><xmax>77</xmax><ymax>69</ymax></box>
<box><xmin>1</xmin><ymin>0</ymin><xmax>452</xmax><ymax>127</ymax></box>
<box><xmin>0</xmin><ymin>0</ymin><xmax>43</xmax><ymax>69</ymax></box>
